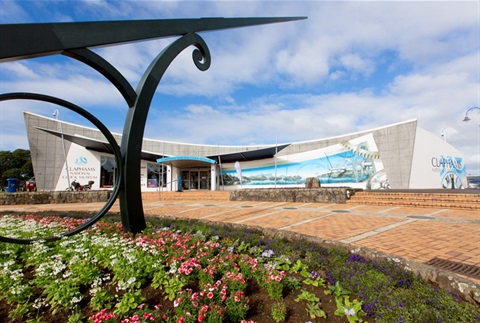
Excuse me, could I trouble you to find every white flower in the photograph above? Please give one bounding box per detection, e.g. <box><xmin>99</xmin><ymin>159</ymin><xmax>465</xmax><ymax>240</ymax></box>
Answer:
<box><xmin>70</xmin><ymin>295</ymin><xmax>83</xmax><ymax>304</ymax></box>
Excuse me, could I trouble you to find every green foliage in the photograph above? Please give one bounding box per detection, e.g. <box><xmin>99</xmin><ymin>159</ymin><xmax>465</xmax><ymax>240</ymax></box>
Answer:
<box><xmin>10</xmin><ymin>302</ymin><xmax>31</xmax><ymax>321</ymax></box>
<box><xmin>291</xmin><ymin>259</ymin><xmax>309</xmax><ymax>276</ymax></box>
<box><xmin>266</xmin><ymin>280</ymin><xmax>284</xmax><ymax>300</ymax></box>
<box><xmin>284</xmin><ymin>276</ymin><xmax>301</xmax><ymax>291</ymax></box>
<box><xmin>295</xmin><ymin>290</ymin><xmax>326</xmax><ymax>319</ymax></box>
<box><xmin>306</xmin><ymin>301</ymin><xmax>327</xmax><ymax>319</ymax></box>
<box><xmin>90</xmin><ymin>289</ymin><xmax>115</xmax><ymax>311</ymax></box>
<box><xmin>296</xmin><ymin>290</ymin><xmax>320</xmax><ymax>303</ymax></box>
<box><xmin>0</xmin><ymin>149</ymin><xmax>34</xmax><ymax>186</ymax></box>
<box><xmin>1</xmin><ymin>213</ymin><xmax>479</xmax><ymax>323</ymax></box>
<box><xmin>151</xmin><ymin>268</ymin><xmax>187</xmax><ymax>301</ymax></box>
<box><xmin>114</xmin><ymin>290</ymin><xmax>145</xmax><ymax>316</ymax></box>
<box><xmin>271</xmin><ymin>299</ymin><xmax>287</xmax><ymax>322</ymax></box>
<box><xmin>325</xmin><ymin>281</ymin><xmax>351</xmax><ymax>299</ymax></box>
<box><xmin>225</xmin><ymin>291</ymin><xmax>249</xmax><ymax>322</ymax></box>
<box><xmin>334</xmin><ymin>297</ymin><xmax>365</xmax><ymax>323</ymax></box>
<box><xmin>302</xmin><ymin>270</ymin><xmax>326</xmax><ymax>288</ymax></box>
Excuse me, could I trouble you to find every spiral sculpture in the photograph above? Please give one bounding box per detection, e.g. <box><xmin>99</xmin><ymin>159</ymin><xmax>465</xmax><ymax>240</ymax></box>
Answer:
<box><xmin>0</xmin><ymin>17</ymin><xmax>305</xmax><ymax>243</ymax></box>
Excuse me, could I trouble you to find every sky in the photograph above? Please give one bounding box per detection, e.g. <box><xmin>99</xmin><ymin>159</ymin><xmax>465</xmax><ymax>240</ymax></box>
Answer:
<box><xmin>1</xmin><ymin>0</ymin><xmax>479</xmax><ymax>175</ymax></box>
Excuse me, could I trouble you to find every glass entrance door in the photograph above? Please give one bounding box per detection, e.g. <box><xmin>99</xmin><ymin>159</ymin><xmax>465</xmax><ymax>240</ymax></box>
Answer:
<box><xmin>181</xmin><ymin>170</ymin><xmax>211</xmax><ymax>190</ymax></box>
<box><xmin>199</xmin><ymin>171</ymin><xmax>210</xmax><ymax>190</ymax></box>
<box><xmin>189</xmin><ymin>172</ymin><xmax>199</xmax><ymax>190</ymax></box>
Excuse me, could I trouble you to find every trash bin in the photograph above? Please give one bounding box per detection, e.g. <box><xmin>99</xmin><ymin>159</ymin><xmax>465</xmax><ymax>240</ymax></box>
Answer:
<box><xmin>7</xmin><ymin>178</ymin><xmax>18</xmax><ymax>193</ymax></box>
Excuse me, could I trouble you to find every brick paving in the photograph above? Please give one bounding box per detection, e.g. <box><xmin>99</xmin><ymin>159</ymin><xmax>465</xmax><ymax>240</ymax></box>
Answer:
<box><xmin>1</xmin><ymin>194</ymin><xmax>479</xmax><ymax>284</ymax></box>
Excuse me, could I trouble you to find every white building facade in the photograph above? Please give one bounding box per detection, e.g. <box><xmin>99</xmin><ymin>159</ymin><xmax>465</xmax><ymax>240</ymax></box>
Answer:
<box><xmin>24</xmin><ymin>112</ymin><xmax>468</xmax><ymax>192</ymax></box>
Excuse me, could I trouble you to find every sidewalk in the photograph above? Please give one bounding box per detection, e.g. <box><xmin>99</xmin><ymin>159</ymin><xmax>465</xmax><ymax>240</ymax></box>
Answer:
<box><xmin>1</xmin><ymin>198</ymin><xmax>479</xmax><ymax>284</ymax></box>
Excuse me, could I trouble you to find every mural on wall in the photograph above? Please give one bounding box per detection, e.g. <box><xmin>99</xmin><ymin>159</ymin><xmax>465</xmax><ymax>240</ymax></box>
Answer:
<box><xmin>222</xmin><ymin>134</ymin><xmax>384</xmax><ymax>188</ymax></box>
<box><xmin>431</xmin><ymin>156</ymin><xmax>466</xmax><ymax>189</ymax></box>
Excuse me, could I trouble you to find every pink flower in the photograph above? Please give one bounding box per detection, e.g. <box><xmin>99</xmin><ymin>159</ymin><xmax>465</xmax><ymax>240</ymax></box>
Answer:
<box><xmin>207</xmin><ymin>291</ymin><xmax>214</xmax><ymax>299</ymax></box>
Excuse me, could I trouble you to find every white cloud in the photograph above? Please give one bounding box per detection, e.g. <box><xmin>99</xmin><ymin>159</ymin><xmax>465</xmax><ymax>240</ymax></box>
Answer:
<box><xmin>1</xmin><ymin>0</ymin><xmax>479</xmax><ymax>174</ymax></box>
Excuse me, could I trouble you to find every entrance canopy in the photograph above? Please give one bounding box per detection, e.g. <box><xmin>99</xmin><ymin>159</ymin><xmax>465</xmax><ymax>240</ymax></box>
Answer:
<box><xmin>157</xmin><ymin>156</ymin><xmax>216</xmax><ymax>168</ymax></box>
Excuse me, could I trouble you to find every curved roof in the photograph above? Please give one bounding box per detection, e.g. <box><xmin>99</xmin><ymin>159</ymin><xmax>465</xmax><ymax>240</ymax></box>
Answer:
<box><xmin>35</xmin><ymin>126</ymin><xmax>289</xmax><ymax>164</ymax></box>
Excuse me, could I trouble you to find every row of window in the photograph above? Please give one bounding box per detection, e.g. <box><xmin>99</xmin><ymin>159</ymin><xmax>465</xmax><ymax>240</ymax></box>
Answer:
<box><xmin>100</xmin><ymin>156</ymin><xmax>167</xmax><ymax>188</ymax></box>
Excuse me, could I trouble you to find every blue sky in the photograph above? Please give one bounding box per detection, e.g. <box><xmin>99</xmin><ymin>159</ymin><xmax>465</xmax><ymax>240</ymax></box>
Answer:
<box><xmin>1</xmin><ymin>0</ymin><xmax>479</xmax><ymax>175</ymax></box>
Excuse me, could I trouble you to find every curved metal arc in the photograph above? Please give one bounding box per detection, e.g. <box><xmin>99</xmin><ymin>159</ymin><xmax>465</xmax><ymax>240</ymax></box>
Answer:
<box><xmin>1</xmin><ymin>17</ymin><xmax>306</xmax><ymax>62</ymax></box>
<box><xmin>0</xmin><ymin>92</ymin><xmax>123</xmax><ymax>244</ymax></box>
<box><xmin>63</xmin><ymin>49</ymin><xmax>137</xmax><ymax>107</ymax></box>
<box><xmin>119</xmin><ymin>32</ymin><xmax>211</xmax><ymax>234</ymax></box>
<box><xmin>136</xmin><ymin>32</ymin><xmax>211</xmax><ymax>109</ymax></box>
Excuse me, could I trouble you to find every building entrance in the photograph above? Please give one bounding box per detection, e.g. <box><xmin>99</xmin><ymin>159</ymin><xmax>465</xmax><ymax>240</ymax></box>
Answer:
<box><xmin>181</xmin><ymin>170</ymin><xmax>211</xmax><ymax>190</ymax></box>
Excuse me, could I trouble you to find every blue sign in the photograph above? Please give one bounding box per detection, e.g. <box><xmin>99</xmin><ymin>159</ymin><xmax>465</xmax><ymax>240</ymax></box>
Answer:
<box><xmin>156</xmin><ymin>156</ymin><xmax>216</xmax><ymax>164</ymax></box>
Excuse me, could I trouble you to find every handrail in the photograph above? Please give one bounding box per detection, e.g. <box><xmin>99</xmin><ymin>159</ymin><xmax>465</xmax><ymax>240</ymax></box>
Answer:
<box><xmin>156</xmin><ymin>179</ymin><xmax>178</xmax><ymax>192</ymax></box>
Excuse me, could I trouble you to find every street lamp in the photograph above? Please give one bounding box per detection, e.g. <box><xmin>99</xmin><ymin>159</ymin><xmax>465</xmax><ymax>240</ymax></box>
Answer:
<box><xmin>462</xmin><ymin>107</ymin><xmax>480</xmax><ymax>184</ymax></box>
<box><xmin>53</xmin><ymin>109</ymin><xmax>71</xmax><ymax>189</ymax></box>
<box><xmin>462</xmin><ymin>106</ymin><xmax>480</xmax><ymax>124</ymax></box>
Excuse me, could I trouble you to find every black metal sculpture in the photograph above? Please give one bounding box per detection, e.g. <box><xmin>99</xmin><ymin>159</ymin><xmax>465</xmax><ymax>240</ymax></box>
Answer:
<box><xmin>0</xmin><ymin>17</ymin><xmax>306</xmax><ymax>243</ymax></box>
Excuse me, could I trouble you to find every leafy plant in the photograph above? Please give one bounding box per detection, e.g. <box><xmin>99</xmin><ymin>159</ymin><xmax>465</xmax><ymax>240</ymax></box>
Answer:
<box><xmin>114</xmin><ymin>290</ymin><xmax>145</xmax><ymax>316</ymax></box>
<box><xmin>271</xmin><ymin>299</ymin><xmax>287</xmax><ymax>322</ymax></box>
<box><xmin>334</xmin><ymin>297</ymin><xmax>365</xmax><ymax>323</ymax></box>
<box><xmin>295</xmin><ymin>290</ymin><xmax>326</xmax><ymax>319</ymax></box>
<box><xmin>302</xmin><ymin>270</ymin><xmax>326</xmax><ymax>287</ymax></box>
<box><xmin>325</xmin><ymin>281</ymin><xmax>351</xmax><ymax>299</ymax></box>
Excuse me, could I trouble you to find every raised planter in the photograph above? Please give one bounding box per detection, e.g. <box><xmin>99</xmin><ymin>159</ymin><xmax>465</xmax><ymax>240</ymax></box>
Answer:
<box><xmin>0</xmin><ymin>191</ymin><xmax>111</xmax><ymax>205</ymax></box>
<box><xmin>229</xmin><ymin>187</ymin><xmax>358</xmax><ymax>203</ymax></box>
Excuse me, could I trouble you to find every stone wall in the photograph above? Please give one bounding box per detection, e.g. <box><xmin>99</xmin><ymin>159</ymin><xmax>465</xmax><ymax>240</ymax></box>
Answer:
<box><xmin>0</xmin><ymin>191</ymin><xmax>111</xmax><ymax>205</ymax></box>
<box><xmin>229</xmin><ymin>187</ymin><xmax>357</xmax><ymax>203</ymax></box>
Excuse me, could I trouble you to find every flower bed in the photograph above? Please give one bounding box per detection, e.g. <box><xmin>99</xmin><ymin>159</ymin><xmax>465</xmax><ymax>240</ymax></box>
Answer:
<box><xmin>0</xmin><ymin>213</ymin><xmax>478</xmax><ymax>323</ymax></box>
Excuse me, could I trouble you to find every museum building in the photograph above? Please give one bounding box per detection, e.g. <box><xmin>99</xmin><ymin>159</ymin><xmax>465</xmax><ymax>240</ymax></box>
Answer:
<box><xmin>23</xmin><ymin>111</ymin><xmax>468</xmax><ymax>192</ymax></box>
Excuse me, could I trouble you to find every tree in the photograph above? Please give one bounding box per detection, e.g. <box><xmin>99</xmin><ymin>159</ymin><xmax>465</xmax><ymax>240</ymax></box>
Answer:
<box><xmin>0</xmin><ymin>149</ymin><xmax>34</xmax><ymax>186</ymax></box>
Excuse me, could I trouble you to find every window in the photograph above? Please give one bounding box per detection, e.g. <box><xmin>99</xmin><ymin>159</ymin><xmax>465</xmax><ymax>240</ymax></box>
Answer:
<box><xmin>147</xmin><ymin>163</ymin><xmax>166</xmax><ymax>188</ymax></box>
<box><xmin>100</xmin><ymin>156</ymin><xmax>116</xmax><ymax>188</ymax></box>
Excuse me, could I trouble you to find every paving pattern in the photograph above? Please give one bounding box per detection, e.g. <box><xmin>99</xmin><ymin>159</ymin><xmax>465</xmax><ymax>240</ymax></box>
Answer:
<box><xmin>1</xmin><ymin>198</ymin><xmax>479</xmax><ymax>283</ymax></box>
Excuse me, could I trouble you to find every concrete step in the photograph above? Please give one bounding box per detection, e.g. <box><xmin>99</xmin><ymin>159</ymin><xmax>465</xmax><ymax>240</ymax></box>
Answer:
<box><xmin>348</xmin><ymin>192</ymin><xmax>480</xmax><ymax>210</ymax></box>
<box><xmin>142</xmin><ymin>190</ymin><xmax>231</xmax><ymax>202</ymax></box>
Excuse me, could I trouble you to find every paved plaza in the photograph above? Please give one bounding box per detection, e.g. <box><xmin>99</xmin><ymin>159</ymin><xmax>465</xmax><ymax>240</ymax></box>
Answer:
<box><xmin>1</xmin><ymin>197</ymin><xmax>479</xmax><ymax>284</ymax></box>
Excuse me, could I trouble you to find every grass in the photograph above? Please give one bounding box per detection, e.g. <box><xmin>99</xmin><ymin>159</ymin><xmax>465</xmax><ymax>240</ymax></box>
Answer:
<box><xmin>0</xmin><ymin>211</ymin><xmax>479</xmax><ymax>323</ymax></box>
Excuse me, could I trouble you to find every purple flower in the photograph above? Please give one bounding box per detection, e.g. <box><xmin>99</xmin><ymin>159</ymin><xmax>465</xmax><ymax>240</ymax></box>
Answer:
<box><xmin>262</xmin><ymin>249</ymin><xmax>275</xmax><ymax>258</ymax></box>
<box><xmin>309</xmin><ymin>271</ymin><xmax>319</xmax><ymax>281</ymax></box>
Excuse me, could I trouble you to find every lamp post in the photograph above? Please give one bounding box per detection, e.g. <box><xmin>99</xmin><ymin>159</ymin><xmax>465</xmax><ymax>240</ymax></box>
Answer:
<box><xmin>463</xmin><ymin>107</ymin><xmax>480</xmax><ymax>124</ymax></box>
<box><xmin>53</xmin><ymin>109</ymin><xmax>71</xmax><ymax>189</ymax></box>
<box><xmin>462</xmin><ymin>107</ymin><xmax>480</xmax><ymax>179</ymax></box>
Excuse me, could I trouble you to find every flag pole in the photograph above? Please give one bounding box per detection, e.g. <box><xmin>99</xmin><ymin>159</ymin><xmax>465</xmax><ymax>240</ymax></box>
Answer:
<box><xmin>274</xmin><ymin>133</ymin><xmax>278</xmax><ymax>188</ymax></box>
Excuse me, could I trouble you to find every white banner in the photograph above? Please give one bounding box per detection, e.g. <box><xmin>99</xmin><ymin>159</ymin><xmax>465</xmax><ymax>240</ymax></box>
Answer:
<box><xmin>234</xmin><ymin>161</ymin><xmax>242</xmax><ymax>186</ymax></box>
